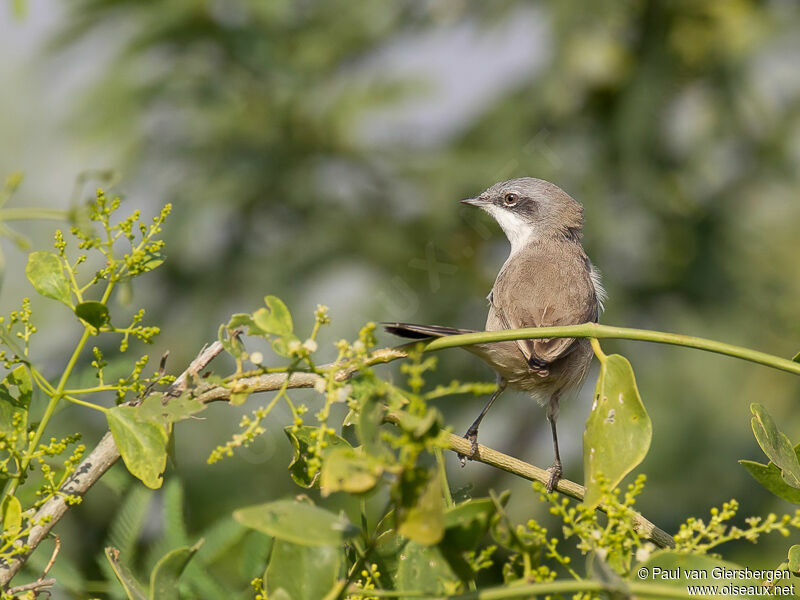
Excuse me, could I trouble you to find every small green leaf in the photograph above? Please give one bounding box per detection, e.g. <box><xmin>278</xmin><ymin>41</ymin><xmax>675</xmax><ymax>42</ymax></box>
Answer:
<box><xmin>396</xmin><ymin>470</ymin><xmax>445</xmax><ymax>545</ymax></box>
<box><xmin>233</xmin><ymin>499</ymin><xmax>359</xmax><ymax>546</ymax></box>
<box><xmin>285</xmin><ymin>425</ymin><xmax>351</xmax><ymax>488</ymax></box>
<box><xmin>740</xmin><ymin>460</ymin><xmax>800</xmax><ymax>504</ymax></box>
<box><xmin>358</xmin><ymin>393</ymin><xmax>388</xmax><ymax>456</ymax></box>
<box><xmin>320</xmin><ymin>447</ymin><xmax>383</xmax><ymax>496</ymax></box>
<box><xmin>139</xmin><ymin>251</ymin><xmax>165</xmax><ymax>274</ymax></box>
<box><xmin>252</xmin><ymin>295</ymin><xmax>293</xmax><ymax>337</ymax></box>
<box><xmin>0</xmin><ymin>365</ymin><xmax>32</xmax><ymax>448</ymax></box>
<box><xmin>583</xmin><ymin>354</ymin><xmax>651</xmax><ymax>508</ymax></box>
<box><xmin>1</xmin><ymin>494</ymin><xmax>22</xmax><ymax>535</ymax></box>
<box><xmin>149</xmin><ymin>539</ymin><xmax>203</xmax><ymax>600</ymax></box>
<box><xmin>750</xmin><ymin>403</ymin><xmax>800</xmax><ymax>488</ymax></box>
<box><xmin>442</xmin><ymin>498</ymin><xmax>496</xmax><ymax>549</ymax></box>
<box><xmin>136</xmin><ymin>392</ymin><xmax>206</xmax><ymax>426</ymax></box>
<box><xmin>218</xmin><ymin>323</ymin><xmax>244</xmax><ymax>358</ymax></box>
<box><xmin>789</xmin><ymin>545</ymin><xmax>800</xmax><ymax>573</ymax></box>
<box><xmin>107</xmin><ymin>406</ymin><xmax>169</xmax><ymax>489</ymax></box>
<box><xmin>226</xmin><ymin>313</ymin><xmax>266</xmax><ymax>337</ymax></box>
<box><xmin>792</xmin><ymin>351</ymin><xmax>800</xmax><ymax>363</ymax></box>
<box><xmin>75</xmin><ymin>301</ymin><xmax>110</xmax><ymax>329</ymax></box>
<box><xmin>740</xmin><ymin>442</ymin><xmax>800</xmax><ymax>503</ymax></box>
<box><xmin>105</xmin><ymin>547</ymin><xmax>148</xmax><ymax>600</ymax></box>
<box><xmin>265</xmin><ymin>541</ymin><xmax>340</xmax><ymax>600</ymax></box>
<box><xmin>26</xmin><ymin>250</ymin><xmax>71</xmax><ymax>306</ymax></box>
<box><xmin>395</xmin><ymin>541</ymin><xmax>457</xmax><ymax>594</ymax></box>
<box><xmin>392</xmin><ymin>409</ymin><xmax>441</xmax><ymax>439</ymax></box>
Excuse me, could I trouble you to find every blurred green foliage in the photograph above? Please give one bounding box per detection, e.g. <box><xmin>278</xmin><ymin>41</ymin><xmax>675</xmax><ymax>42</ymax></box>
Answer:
<box><xmin>2</xmin><ymin>0</ymin><xmax>800</xmax><ymax>594</ymax></box>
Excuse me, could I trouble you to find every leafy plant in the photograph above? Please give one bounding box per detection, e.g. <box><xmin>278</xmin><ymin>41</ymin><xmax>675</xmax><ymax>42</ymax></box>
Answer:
<box><xmin>3</xmin><ymin>190</ymin><xmax>800</xmax><ymax>600</ymax></box>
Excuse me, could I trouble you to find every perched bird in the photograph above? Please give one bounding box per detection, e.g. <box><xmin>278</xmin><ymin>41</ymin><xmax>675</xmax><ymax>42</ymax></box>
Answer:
<box><xmin>384</xmin><ymin>178</ymin><xmax>605</xmax><ymax>491</ymax></box>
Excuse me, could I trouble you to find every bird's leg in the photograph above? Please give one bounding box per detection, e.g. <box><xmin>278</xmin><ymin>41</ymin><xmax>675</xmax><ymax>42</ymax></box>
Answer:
<box><xmin>545</xmin><ymin>394</ymin><xmax>562</xmax><ymax>492</ymax></box>
<box><xmin>459</xmin><ymin>378</ymin><xmax>507</xmax><ymax>467</ymax></box>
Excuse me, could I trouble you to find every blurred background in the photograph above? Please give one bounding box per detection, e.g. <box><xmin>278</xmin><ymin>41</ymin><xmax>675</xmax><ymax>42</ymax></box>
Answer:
<box><xmin>2</xmin><ymin>0</ymin><xmax>800</xmax><ymax>596</ymax></box>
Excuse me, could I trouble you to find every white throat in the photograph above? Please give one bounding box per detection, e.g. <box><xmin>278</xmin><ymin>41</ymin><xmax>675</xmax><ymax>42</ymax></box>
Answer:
<box><xmin>484</xmin><ymin>204</ymin><xmax>536</xmax><ymax>256</ymax></box>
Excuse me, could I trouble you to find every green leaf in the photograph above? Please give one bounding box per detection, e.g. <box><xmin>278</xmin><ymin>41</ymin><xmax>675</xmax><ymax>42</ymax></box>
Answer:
<box><xmin>265</xmin><ymin>541</ymin><xmax>340</xmax><ymax>600</ymax></box>
<box><xmin>252</xmin><ymin>295</ymin><xmax>293</xmax><ymax>337</ymax></box>
<box><xmin>105</xmin><ymin>547</ymin><xmax>149</xmax><ymax>600</ymax></box>
<box><xmin>392</xmin><ymin>408</ymin><xmax>441</xmax><ymax>439</ymax></box>
<box><xmin>136</xmin><ymin>392</ymin><xmax>206</xmax><ymax>427</ymax></box>
<box><xmin>395</xmin><ymin>541</ymin><xmax>457</xmax><ymax>594</ymax></box>
<box><xmin>233</xmin><ymin>499</ymin><xmax>359</xmax><ymax>546</ymax></box>
<box><xmin>442</xmin><ymin>498</ymin><xmax>496</xmax><ymax>550</ymax></box>
<box><xmin>789</xmin><ymin>545</ymin><xmax>800</xmax><ymax>573</ymax></box>
<box><xmin>75</xmin><ymin>301</ymin><xmax>110</xmax><ymax>329</ymax></box>
<box><xmin>439</xmin><ymin>498</ymin><xmax>498</xmax><ymax>583</ymax></box>
<box><xmin>107</xmin><ymin>406</ymin><xmax>169</xmax><ymax>489</ymax></box>
<box><xmin>0</xmin><ymin>365</ymin><xmax>32</xmax><ymax>448</ymax></box>
<box><xmin>358</xmin><ymin>393</ymin><xmax>388</xmax><ymax>456</ymax></box>
<box><xmin>226</xmin><ymin>313</ymin><xmax>266</xmax><ymax>337</ymax></box>
<box><xmin>139</xmin><ymin>251</ymin><xmax>165</xmax><ymax>274</ymax></box>
<box><xmin>583</xmin><ymin>354</ymin><xmax>651</xmax><ymax>508</ymax></box>
<box><xmin>148</xmin><ymin>539</ymin><xmax>203</xmax><ymax>600</ymax></box>
<box><xmin>750</xmin><ymin>403</ymin><xmax>800</xmax><ymax>488</ymax></box>
<box><xmin>397</xmin><ymin>470</ymin><xmax>445</xmax><ymax>545</ymax></box>
<box><xmin>792</xmin><ymin>351</ymin><xmax>800</xmax><ymax>363</ymax></box>
<box><xmin>740</xmin><ymin>442</ymin><xmax>800</xmax><ymax>503</ymax></box>
<box><xmin>26</xmin><ymin>250</ymin><xmax>71</xmax><ymax>306</ymax></box>
<box><xmin>1</xmin><ymin>494</ymin><xmax>22</xmax><ymax>535</ymax></box>
<box><xmin>285</xmin><ymin>425</ymin><xmax>351</xmax><ymax>488</ymax></box>
<box><xmin>319</xmin><ymin>447</ymin><xmax>383</xmax><ymax>496</ymax></box>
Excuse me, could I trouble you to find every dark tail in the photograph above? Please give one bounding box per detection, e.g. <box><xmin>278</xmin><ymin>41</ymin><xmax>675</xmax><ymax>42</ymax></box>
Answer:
<box><xmin>382</xmin><ymin>322</ymin><xmax>476</xmax><ymax>340</ymax></box>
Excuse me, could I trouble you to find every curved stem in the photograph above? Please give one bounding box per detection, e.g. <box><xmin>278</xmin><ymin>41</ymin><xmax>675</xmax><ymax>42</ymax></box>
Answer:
<box><xmin>0</xmin><ymin>208</ymin><xmax>69</xmax><ymax>221</ymax></box>
<box><xmin>423</xmin><ymin>323</ymin><xmax>800</xmax><ymax>376</ymax></box>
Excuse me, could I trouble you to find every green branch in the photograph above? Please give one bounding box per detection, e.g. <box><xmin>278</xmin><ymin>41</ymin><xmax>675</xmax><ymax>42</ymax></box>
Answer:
<box><xmin>422</xmin><ymin>322</ymin><xmax>800</xmax><ymax>376</ymax></box>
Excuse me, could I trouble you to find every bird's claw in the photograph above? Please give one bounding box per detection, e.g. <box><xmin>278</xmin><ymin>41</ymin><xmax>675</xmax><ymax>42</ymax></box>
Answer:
<box><xmin>458</xmin><ymin>429</ymin><xmax>479</xmax><ymax>467</ymax></box>
<box><xmin>545</xmin><ymin>462</ymin><xmax>562</xmax><ymax>493</ymax></box>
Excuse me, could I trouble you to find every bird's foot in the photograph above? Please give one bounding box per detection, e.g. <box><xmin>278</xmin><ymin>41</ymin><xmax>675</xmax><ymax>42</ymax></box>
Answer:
<box><xmin>458</xmin><ymin>428</ymin><xmax>479</xmax><ymax>467</ymax></box>
<box><xmin>545</xmin><ymin>462</ymin><xmax>562</xmax><ymax>493</ymax></box>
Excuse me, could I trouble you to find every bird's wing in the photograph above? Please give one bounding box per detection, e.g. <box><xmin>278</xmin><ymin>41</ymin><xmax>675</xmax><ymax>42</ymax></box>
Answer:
<box><xmin>491</xmin><ymin>247</ymin><xmax>598</xmax><ymax>370</ymax></box>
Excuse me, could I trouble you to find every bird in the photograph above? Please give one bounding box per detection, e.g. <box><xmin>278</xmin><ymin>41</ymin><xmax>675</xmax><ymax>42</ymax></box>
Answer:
<box><xmin>384</xmin><ymin>177</ymin><xmax>605</xmax><ymax>492</ymax></box>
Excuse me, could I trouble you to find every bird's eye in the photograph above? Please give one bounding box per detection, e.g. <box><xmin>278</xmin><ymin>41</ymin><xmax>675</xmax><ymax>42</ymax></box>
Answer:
<box><xmin>503</xmin><ymin>193</ymin><xmax>518</xmax><ymax>207</ymax></box>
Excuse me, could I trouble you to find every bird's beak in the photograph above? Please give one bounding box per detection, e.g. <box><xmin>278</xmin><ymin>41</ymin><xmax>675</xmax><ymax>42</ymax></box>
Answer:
<box><xmin>460</xmin><ymin>196</ymin><xmax>485</xmax><ymax>207</ymax></box>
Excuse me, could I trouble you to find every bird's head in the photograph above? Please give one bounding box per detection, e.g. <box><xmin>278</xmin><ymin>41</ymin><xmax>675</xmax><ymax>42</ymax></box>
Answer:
<box><xmin>461</xmin><ymin>178</ymin><xmax>584</xmax><ymax>248</ymax></box>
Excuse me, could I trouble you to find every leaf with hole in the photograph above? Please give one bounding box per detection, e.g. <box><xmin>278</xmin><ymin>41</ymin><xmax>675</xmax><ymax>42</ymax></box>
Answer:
<box><xmin>26</xmin><ymin>250</ymin><xmax>71</xmax><ymax>306</ymax></box>
<box><xmin>75</xmin><ymin>301</ymin><xmax>110</xmax><ymax>329</ymax></box>
<box><xmin>750</xmin><ymin>403</ymin><xmax>800</xmax><ymax>488</ymax></box>
<box><xmin>107</xmin><ymin>406</ymin><xmax>168</xmax><ymax>489</ymax></box>
<box><xmin>233</xmin><ymin>499</ymin><xmax>358</xmax><ymax>546</ymax></box>
<box><xmin>583</xmin><ymin>353</ymin><xmax>651</xmax><ymax>508</ymax></box>
<box><xmin>395</xmin><ymin>541</ymin><xmax>457</xmax><ymax>594</ymax></box>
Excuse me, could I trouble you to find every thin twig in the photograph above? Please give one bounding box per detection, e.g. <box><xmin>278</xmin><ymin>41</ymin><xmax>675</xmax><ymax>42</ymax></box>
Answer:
<box><xmin>6</xmin><ymin>577</ymin><xmax>56</xmax><ymax>595</ymax></box>
<box><xmin>0</xmin><ymin>342</ymin><xmax>226</xmax><ymax>586</ymax></box>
